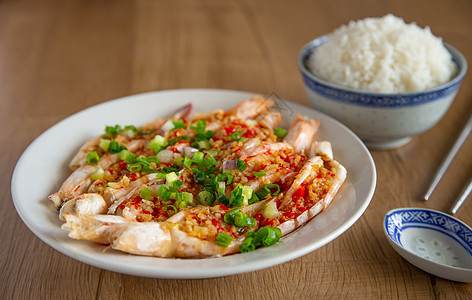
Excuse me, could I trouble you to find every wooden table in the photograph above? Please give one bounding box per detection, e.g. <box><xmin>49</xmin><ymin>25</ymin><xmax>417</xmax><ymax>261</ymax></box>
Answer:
<box><xmin>2</xmin><ymin>0</ymin><xmax>471</xmax><ymax>298</ymax></box>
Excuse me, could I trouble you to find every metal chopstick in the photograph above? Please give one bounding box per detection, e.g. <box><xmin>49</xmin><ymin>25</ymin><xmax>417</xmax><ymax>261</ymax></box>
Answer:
<box><xmin>424</xmin><ymin>110</ymin><xmax>472</xmax><ymax>201</ymax></box>
<box><xmin>450</xmin><ymin>175</ymin><xmax>472</xmax><ymax>214</ymax></box>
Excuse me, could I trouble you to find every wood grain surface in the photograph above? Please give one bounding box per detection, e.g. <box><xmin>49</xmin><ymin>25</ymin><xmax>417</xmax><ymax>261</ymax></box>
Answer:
<box><xmin>1</xmin><ymin>0</ymin><xmax>471</xmax><ymax>299</ymax></box>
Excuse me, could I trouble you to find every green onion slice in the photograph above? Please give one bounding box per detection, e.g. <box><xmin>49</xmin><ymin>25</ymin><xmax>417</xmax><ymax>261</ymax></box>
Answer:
<box><xmin>236</xmin><ymin>159</ymin><xmax>247</xmax><ymax>172</ymax></box>
<box><xmin>140</xmin><ymin>186</ymin><xmax>152</xmax><ymax>200</ymax></box>
<box><xmin>264</xmin><ymin>184</ymin><xmax>280</xmax><ymax>196</ymax></box>
<box><xmin>197</xmin><ymin>190</ymin><xmax>215</xmax><ymax>206</ymax></box>
<box><xmin>274</xmin><ymin>127</ymin><xmax>288</xmax><ymax>139</ymax></box>
<box><xmin>253</xmin><ymin>170</ymin><xmax>266</xmax><ymax>177</ymax></box>
<box><xmin>99</xmin><ymin>139</ymin><xmax>111</xmax><ymax>152</ymax></box>
<box><xmin>119</xmin><ymin>149</ymin><xmax>136</xmax><ymax>163</ymax></box>
<box><xmin>127</xmin><ymin>163</ymin><xmax>142</xmax><ymax>173</ymax></box>
<box><xmin>214</xmin><ymin>232</ymin><xmax>234</xmax><ymax>247</ymax></box>
<box><xmin>240</xmin><ymin>237</ymin><xmax>256</xmax><ymax>253</ymax></box>
<box><xmin>90</xmin><ymin>168</ymin><xmax>104</xmax><ymax>181</ymax></box>
<box><xmin>86</xmin><ymin>151</ymin><xmax>100</xmax><ymax>165</ymax></box>
<box><xmin>164</xmin><ymin>205</ymin><xmax>178</xmax><ymax>216</ymax></box>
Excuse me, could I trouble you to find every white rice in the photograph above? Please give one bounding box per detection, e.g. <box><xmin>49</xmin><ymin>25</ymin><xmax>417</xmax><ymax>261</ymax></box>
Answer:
<box><xmin>308</xmin><ymin>14</ymin><xmax>457</xmax><ymax>93</ymax></box>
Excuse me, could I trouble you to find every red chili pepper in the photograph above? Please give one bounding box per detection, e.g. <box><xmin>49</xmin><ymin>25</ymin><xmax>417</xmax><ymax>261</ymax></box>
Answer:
<box><xmin>133</xmin><ymin>196</ymin><xmax>142</xmax><ymax>203</ymax></box>
<box><xmin>283</xmin><ymin>211</ymin><xmax>295</xmax><ymax>219</ymax></box>
<box><xmin>263</xmin><ymin>218</ymin><xmax>276</xmax><ymax>227</ymax></box>
<box><xmin>224</xmin><ymin>126</ymin><xmax>236</xmax><ymax>135</ymax></box>
<box><xmin>293</xmin><ymin>186</ymin><xmax>306</xmax><ymax>198</ymax></box>
<box><xmin>129</xmin><ymin>173</ymin><xmax>138</xmax><ymax>181</ymax></box>
<box><xmin>219</xmin><ymin>204</ymin><xmax>229</xmax><ymax>211</ymax></box>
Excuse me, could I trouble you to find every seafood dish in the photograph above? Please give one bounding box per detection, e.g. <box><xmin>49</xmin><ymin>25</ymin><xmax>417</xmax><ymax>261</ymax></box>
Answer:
<box><xmin>51</xmin><ymin>96</ymin><xmax>347</xmax><ymax>258</ymax></box>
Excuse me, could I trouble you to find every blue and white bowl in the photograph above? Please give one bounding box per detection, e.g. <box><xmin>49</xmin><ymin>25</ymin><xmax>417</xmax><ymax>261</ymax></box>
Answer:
<box><xmin>298</xmin><ymin>37</ymin><xmax>467</xmax><ymax>149</ymax></box>
<box><xmin>384</xmin><ymin>208</ymin><xmax>472</xmax><ymax>282</ymax></box>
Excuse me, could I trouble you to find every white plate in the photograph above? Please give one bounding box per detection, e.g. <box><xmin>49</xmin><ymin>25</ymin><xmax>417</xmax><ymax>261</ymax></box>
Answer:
<box><xmin>11</xmin><ymin>89</ymin><xmax>376</xmax><ymax>278</ymax></box>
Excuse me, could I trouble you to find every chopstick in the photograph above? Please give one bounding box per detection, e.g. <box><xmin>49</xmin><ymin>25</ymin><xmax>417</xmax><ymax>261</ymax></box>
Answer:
<box><xmin>423</xmin><ymin>110</ymin><xmax>472</xmax><ymax>206</ymax></box>
<box><xmin>450</xmin><ymin>175</ymin><xmax>472</xmax><ymax>214</ymax></box>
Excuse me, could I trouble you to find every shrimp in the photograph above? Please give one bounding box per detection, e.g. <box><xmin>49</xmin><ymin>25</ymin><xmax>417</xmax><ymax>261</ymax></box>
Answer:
<box><xmin>284</xmin><ymin>114</ymin><xmax>320</xmax><ymax>155</ymax></box>
<box><xmin>310</xmin><ymin>141</ymin><xmax>333</xmax><ymax>159</ymax></box>
<box><xmin>59</xmin><ymin>193</ymin><xmax>108</xmax><ymax>221</ymax></box>
<box><xmin>227</xmin><ymin>96</ymin><xmax>274</xmax><ymax>120</ymax></box>
<box><xmin>69</xmin><ymin>136</ymin><xmax>102</xmax><ymax>170</ymax></box>
<box><xmin>277</xmin><ymin>158</ymin><xmax>346</xmax><ymax>236</ymax></box>
<box><xmin>63</xmin><ymin>200</ymin><xmax>268</xmax><ymax>258</ymax></box>
<box><xmin>49</xmin><ymin>154</ymin><xmax>119</xmax><ymax>208</ymax></box>
<box><xmin>256</xmin><ymin>110</ymin><xmax>281</xmax><ymax>130</ymax></box>
<box><xmin>275</xmin><ymin>142</ymin><xmax>347</xmax><ymax>236</ymax></box>
<box><xmin>69</xmin><ymin>103</ymin><xmax>192</xmax><ymax>170</ymax></box>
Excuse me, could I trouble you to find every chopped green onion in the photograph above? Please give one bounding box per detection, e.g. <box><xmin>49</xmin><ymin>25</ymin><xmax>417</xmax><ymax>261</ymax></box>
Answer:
<box><xmin>173</xmin><ymin>179</ymin><xmax>182</xmax><ymax>188</ymax></box>
<box><xmin>254</xmin><ymin>170</ymin><xmax>266</xmax><ymax>177</ymax></box>
<box><xmin>164</xmin><ymin>205</ymin><xmax>178</xmax><ymax>216</ymax></box>
<box><xmin>109</xmin><ymin>140</ymin><xmax>126</xmax><ymax>153</ymax></box>
<box><xmin>127</xmin><ymin>163</ymin><xmax>142</xmax><ymax>173</ymax></box>
<box><xmin>229</xmin><ymin>131</ymin><xmax>244</xmax><ymax>142</ymax></box>
<box><xmin>86</xmin><ymin>151</ymin><xmax>100</xmax><ymax>165</ymax></box>
<box><xmin>264</xmin><ymin>184</ymin><xmax>280</xmax><ymax>196</ymax></box>
<box><xmin>90</xmin><ymin>168</ymin><xmax>104</xmax><ymax>181</ymax></box>
<box><xmin>246</xmin><ymin>217</ymin><xmax>256</xmax><ymax>228</ymax></box>
<box><xmin>217</xmin><ymin>181</ymin><xmax>226</xmax><ymax>195</ymax></box>
<box><xmin>273</xmin><ymin>227</ymin><xmax>282</xmax><ymax>241</ymax></box>
<box><xmin>147</xmin><ymin>155</ymin><xmax>159</xmax><ymax>163</ymax></box>
<box><xmin>99</xmin><ymin>139</ymin><xmax>111</xmax><ymax>152</ymax></box>
<box><xmin>204</xmin><ymin>155</ymin><xmax>217</xmax><ymax>167</ymax></box>
<box><xmin>166</xmin><ymin>172</ymin><xmax>179</xmax><ymax>185</ymax></box>
<box><xmin>147</xmin><ymin>135</ymin><xmax>167</xmax><ymax>152</ymax></box>
<box><xmin>217</xmin><ymin>193</ymin><xmax>229</xmax><ymax>206</ymax></box>
<box><xmin>255</xmin><ymin>188</ymin><xmax>270</xmax><ymax>199</ymax></box>
<box><xmin>239</xmin><ymin>226</ymin><xmax>282</xmax><ymax>253</ymax></box>
<box><xmin>190</xmin><ymin>120</ymin><xmax>207</xmax><ymax>135</ymax></box>
<box><xmin>168</xmin><ymin>136</ymin><xmax>190</xmax><ymax>146</ymax></box>
<box><xmin>156</xmin><ymin>173</ymin><xmax>167</xmax><ymax>180</ymax></box>
<box><xmin>233</xmin><ymin>211</ymin><xmax>248</xmax><ymax>227</ymax></box>
<box><xmin>104</xmin><ymin>125</ymin><xmax>121</xmax><ymax>137</ymax></box>
<box><xmin>215</xmin><ymin>232</ymin><xmax>234</xmax><ymax>247</ymax></box>
<box><xmin>223</xmin><ymin>208</ymin><xmax>241</xmax><ymax>224</ymax></box>
<box><xmin>196</xmin><ymin>140</ymin><xmax>210</xmax><ymax>150</ymax></box>
<box><xmin>197</xmin><ymin>190</ymin><xmax>215</xmax><ymax>206</ymax></box>
<box><xmin>229</xmin><ymin>186</ymin><xmax>244</xmax><ymax>207</ymax></box>
<box><xmin>183</xmin><ymin>156</ymin><xmax>192</xmax><ymax>168</ymax></box>
<box><xmin>241</xmin><ymin>185</ymin><xmax>253</xmax><ymax>205</ymax></box>
<box><xmin>119</xmin><ymin>149</ymin><xmax>136</xmax><ymax>163</ymax></box>
<box><xmin>121</xmin><ymin>125</ymin><xmax>138</xmax><ymax>138</ymax></box>
<box><xmin>140</xmin><ymin>186</ymin><xmax>152</xmax><ymax>200</ymax></box>
<box><xmin>236</xmin><ymin>159</ymin><xmax>247</xmax><ymax>172</ymax></box>
<box><xmin>248</xmin><ymin>193</ymin><xmax>260</xmax><ymax>204</ymax></box>
<box><xmin>240</xmin><ymin>237</ymin><xmax>256</xmax><ymax>253</ymax></box>
<box><xmin>171</xmin><ymin>120</ymin><xmax>185</xmax><ymax>130</ymax></box>
<box><xmin>158</xmin><ymin>185</ymin><xmax>171</xmax><ymax>201</ymax></box>
<box><xmin>274</xmin><ymin>127</ymin><xmax>288</xmax><ymax>139</ymax></box>
<box><xmin>176</xmin><ymin>192</ymin><xmax>193</xmax><ymax>208</ymax></box>
<box><xmin>192</xmin><ymin>151</ymin><xmax>204</xmax><ymax>163</ymax></box>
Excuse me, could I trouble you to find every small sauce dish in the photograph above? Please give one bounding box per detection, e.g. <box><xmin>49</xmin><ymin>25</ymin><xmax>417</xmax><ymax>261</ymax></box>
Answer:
<box><xmin>384</xmin><ymin>208</ymin><xmax>472</xmax><ymax>282</ymax></box>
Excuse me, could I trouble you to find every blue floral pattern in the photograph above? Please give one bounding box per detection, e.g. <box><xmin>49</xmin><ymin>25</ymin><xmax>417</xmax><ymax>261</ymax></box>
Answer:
<box><xmin>302</xmin><ymin>73</ymin><xmax>460</xmax><ymax>108</ymax></box>
<box><xmin>385</xmin><ymin>209</ymin><xmax>472</xmax><ymax>255</ymax></box>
